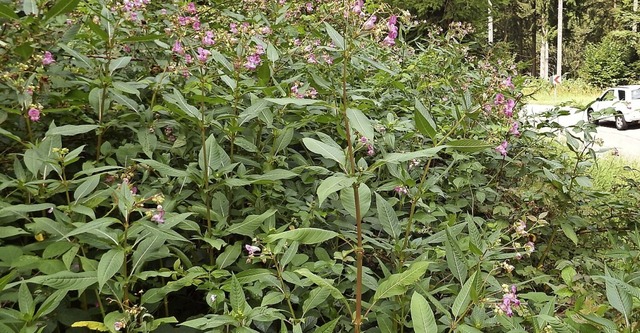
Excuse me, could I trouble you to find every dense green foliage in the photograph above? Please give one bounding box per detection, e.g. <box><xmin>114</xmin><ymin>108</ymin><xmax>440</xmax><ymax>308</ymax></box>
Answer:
<box><xmin>1</xmin><ymin>1</ymin><xmax>640</xmax><ymax>333</ymax></box>
<box><xmin>581</xmin><ymin>31</ymin><xmax>640</xmax><ymax>87</ymax></box>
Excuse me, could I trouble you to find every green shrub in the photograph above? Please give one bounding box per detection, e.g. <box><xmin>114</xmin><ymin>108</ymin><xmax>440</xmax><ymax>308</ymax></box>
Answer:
<box><xmin>580</xmin><ymin>30</ymin><xmax>640</xmax><ymax>87</ymax></box>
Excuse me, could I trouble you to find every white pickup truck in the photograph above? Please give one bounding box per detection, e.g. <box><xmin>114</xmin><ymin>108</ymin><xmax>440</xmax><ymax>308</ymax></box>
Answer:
<box><xmin>586</xmin><ymin>85</ymin><xmax>640</xmax><ymax>130</ymax></box>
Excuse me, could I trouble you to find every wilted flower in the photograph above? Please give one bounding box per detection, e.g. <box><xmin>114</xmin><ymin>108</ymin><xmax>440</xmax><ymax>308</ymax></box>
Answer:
<box><xmin>501</xmin><ymin>261</ymin><xmax>515</xmax><ymax>273</ymax></box>
<box><xmin>367</xmin><ymin>144</ymin><xmax>375</xmax><ymax>156</ymax></box>
<box><xmin>514</xmin><ymin>220</ymin><xmax>527</xmax><ymax>236</ymax></box>
<box><xmin>524</xmin><ymin>241</ymin><xmax>535</xmax><ymax>253</ymax></box>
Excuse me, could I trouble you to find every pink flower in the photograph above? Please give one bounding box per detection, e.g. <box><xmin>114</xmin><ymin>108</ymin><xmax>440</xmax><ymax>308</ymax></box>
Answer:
<box><xmin>151</xmin><ymin>205</ymin><xmax>165</xmax><ymax>224</ymax></box>
<box><xmin>505</xmin><ymin>99</ymin><xmax>515</xmax><ymax>117</ymax></box>
<box><xmin>388</xmin><ymin>15</ymin><xmax>398</xmax><ymax>29</ymax></box>
<box><xmin>261</xmin><ymin>26</ymin><xmax>272</xmax><ymax>35</ymax></box>
<box><xmin>230</xmin><ymin>23</ymin><xmax>238</xmax><ymax>34</ymax></box>
<box><xmin>305</xmin><ymin>2</ymin><xmax>313</xmax><ymax>12</ymax></box>
<box><xmin>245</xmin><ymin>244</ymin><xmax>261</xmax><ymax>256</ymax></box>
<box><xmin>42</xmin><ymin>51</ymin><xmax>55</xmax><ymax>65</ymax></box>
<box><xmin>503</xmin><ymin>76</ymin><xmax>514</xmax><ymax>89</ymax></box>
<box><xmin>186</xmin><ymin>2</ymin><xmax>197</xmax><ymax>14</ymax></box>
<box><xmin>114</xmin><ymin>321</ymin><xmax>125</xmax><ymax>331</ymax></box>
<box><xmin>495</xmin><ymin>140</ymin><xmax>508</xmax><ymax>156</ymax></box>
<box><xmin>255</xmin><ymin>45</ymin><xmax>265</xmax><ymax>55</ymax></box>
<box><xmin>494</xmin><ymin>93</ymin><xmax>505</xmax><ymax>105</ymax></box>
<box><xmin>352</xmin><ymin>0</ymin><xmax>363</xmax><ymax>14</ymax></box>
<box><xmin>382</xmin><ymin>35</ymin><xmax>395</xmax><ymax>46</ymax></box>
<box><xmin>322</xmin><ymin>53</ymin><xmax>333</xmax><ymax>64</ymax></box>
<box><xmin>28</xmin><ymin>107</ymin><xmax>40</xmax><ymax>121</ymax></box>
<box><xmin>202</xmin><ymin>31</ymin><xmax>215</xmax><ymax>46</ymax></box>
<box><xmin>307</xmin><ymin>54</ymin><xmax>317</xmax><ymax>64</ymax></box>
<box><xmin>367</xmin><ymin>144</ymin><xmax>375</xmax><ymax>156</ymax></box>
<box><xmin>172</xmin><ymin>40</ymin><xmax>184</xmax><ymax>55</ymax></box>
<box><xmin>359</xmin><ymin>136</ymin><xmax>369</xmax><ymax>144</ymax></box>
<box><xmin>364</xmin><ymin>15</ymin><xmax>377</xmax><ymax>30</ymax></box>
<box><xmin>192</xmin><ymin>20</ymin><xmax>201</xmax><ymax>31</ymax></box>
<box><xmin>244</xmin><ymin>54</ymin><xmax>262</xmax><ymax>70</ymax></box>
<box><xmin>509</xmin><ymin>121</ymin><xmax>520</xmax><ymax>136</ymax></box>
<box><xmin>524</xmin><ymin>241</ymin><xmax>535</xmax><ymax>253</ymax></box>
<box><xmin>184</xmin><ymin>54</ymin><xmax>193</xmax><ymax>64</ymax></box>
<box><xmin>498</xmin><ymin>285</ymin><xmax>520</xmax><ymax>317</ymax></box>
<box><xmin>394</xmin><ymin>185</ymin><xmax>408</xmax><ymax>195</ymax></box>
<box><xmin>196</xmin><ymin>47</ymin><xmax>210</xmax><ymax>62</ymax></box>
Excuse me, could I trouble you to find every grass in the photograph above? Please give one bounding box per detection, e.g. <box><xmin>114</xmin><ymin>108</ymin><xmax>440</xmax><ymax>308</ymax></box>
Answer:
<box><xmin>589</xmin><ymin>155</ymin><xmax>640</xmax><ymax>191</ymax></box>
<box><xmin>522</xmin><ymin>78</ymin><xmax>601</xmax><ymax>109</ymax></box>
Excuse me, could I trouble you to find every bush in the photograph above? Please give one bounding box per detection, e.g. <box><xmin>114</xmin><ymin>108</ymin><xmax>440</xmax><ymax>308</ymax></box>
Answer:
<box><xmin>0</xmin><ymin>1</ymin><xmax>638</xmax><ymax>333</ymax></box>
<box><xmin>580</xmin><ymin>30</ymin><xmax>640</xmax><ymax>87</ymax></box>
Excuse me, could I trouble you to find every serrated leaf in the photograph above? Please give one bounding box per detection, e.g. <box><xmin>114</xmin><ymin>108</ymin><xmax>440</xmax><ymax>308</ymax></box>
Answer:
<box><xmin>373</xmin><ymin>261</ymin><xmax>430</xmax><ymax>301</ymax></box>
<box><xmin>120</xmin><ymin>34</ymin><xmax>164</xmax><ymax>42</ymax></box>
<box><xmin>324</xmin><ymin>22</ymin><xmax>344</xmax><ymax>49</ymax></box>
<box><xmin>411</xmin><ymin>292</ymin><xmax>437</xmax><ymax>333</ymax></box>
<box><xmin>97</xmin><ymin>249</ymin><xmax>124</xmax><ymax>292</ymax></box>
<box><xmin>452</xmin><ymin>272</ymin><xmax>476</xmax><ymax>317</ymax></box>
<box><xmin>604</xmin><ymin>266</ymin><xmax>632</xmax><ymax>323</ymax></box>
<box><xmin>303</xmin><ymin>287</ymin><xmax>331</xmax><ymax>316</ymax></box>
<box><xmin>446</xmin><ymin>139</ymin><xmax>491</xmax><ymax>153</ymax></box>
<box><xmin>35</xmin><ymin>289</ymin><xmax>68</xmax><ymax>318</ymax></box>
<box><xmin>347</xmin><ymin>108</ymin><xmax>374</xmax><ymax>141</ymax></box>
<box><xmin>74</xmin><ymin>174</ymin><xmax>100</xmax><ymax>202</ymax></box>
<box><xmin>265</xmin><ymin>228</ymin><xmax>338</xmax><ymax>245</ymax></box>
<box><xmin>303</xmin><ymin>138</ymin><xmax>345</xmax><ymax>165</ymax></box>
<box><xmin>46</xmin><ymin>125</ymin><xmax>98</xmax><ymax>136</ymax></box>
<box><xmin>375</xmin><ymin>193</ymin><xmax>401</xmax><ymax>240</ymax></box>
<box><xmin>230</xmin><ymin>274</ymin><xmax>245</xmax><ymax>311</ymax></box>
<box><xmin>226</xmin><ymin>209</ymin><xmax>276</xmax><ymax>237</ymax></box>
<box><xmin>445</xmin><ymin>229</ymin><xmax>467</xmax><ymax>284</ymax></box>
<box><xmin>44</xmin><ymin>0</ymin><xmax>80</xmax><ymax>22</ymax></box>
<box><xmin>317</xmin><ymin>174</ymin><xmax>355</xmax><ymax>206</ymax></box>
<box><xmin>110</xmin><ymin>90</ymin><xmax>139</xmax><ymax>112</ymax></box>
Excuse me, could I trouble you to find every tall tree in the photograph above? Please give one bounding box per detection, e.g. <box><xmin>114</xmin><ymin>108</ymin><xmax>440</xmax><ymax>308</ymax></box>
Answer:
<box><xmin>557</xmin><ymin>0</ymin><xmax>563</xmax><ymax>78</ymax></box>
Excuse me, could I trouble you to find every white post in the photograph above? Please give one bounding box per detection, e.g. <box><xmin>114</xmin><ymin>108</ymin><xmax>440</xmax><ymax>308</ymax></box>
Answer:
<box><xmin>634</xmin><ymin>0</ymin><xmax>638</xmax><ymax>32</ymax></box>
<box><xmin>556</xmin><ymin>0</ymin><xmax>563</xmax><ymax>79</ymax></box>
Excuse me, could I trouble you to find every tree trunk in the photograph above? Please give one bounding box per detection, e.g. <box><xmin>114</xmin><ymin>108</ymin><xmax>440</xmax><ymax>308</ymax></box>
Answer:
<box><xmin>488</xmin><ymin>0</ymin><xmax>494</xmax><ymax>43</ymax></box>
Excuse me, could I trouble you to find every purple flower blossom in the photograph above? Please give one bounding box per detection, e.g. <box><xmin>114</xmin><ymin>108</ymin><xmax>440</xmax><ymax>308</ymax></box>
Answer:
<box><xmin>230</xmin><ymin>23</ymin><xmax>238</xmax><ymax>34</ymax></box>
<box><xmin>196</xmin><ymin>47</ymin><xmax>211</xmax><ymax>62</ymax></box>
<box><xmin>364</xmin><ymin>15</ymin><xmax>377</xmax><ymax>30</ymax></box>
<box><xmin>504</xmin><ymin>76</ymin><xmax>514</xmax><ymax>89</ymax></box>
<box><xmin>494</xmin><ymin>93</ymin><xmax>505</xmax><ymax>105</ymax></box>
<box><xmin>114</xmin><ymin>321</ymin><xmax>125</xmax><ymax>331</ymax></box>
<box><xmin>151</xmin><ymin>205</ymin><xmax>165</xmax><ymax>224</ymax></box>
<box><xmin>184</xmin><ymin>54</ymin><xmax>193</xmax><ymax>64</ymax></box>
<box><xmin>509</xmin><ymin>121</ymin><xmax>520</xmax><ymax>136</ymax></box>
<box><xmin>172</xmin><ymin>40</ymin><xmax>184</xmax><ymax>55</ymax></box>
<box><xmin>255</xmin><ymin>45</ymin><xmax>265</xmax><ymax>55</ymax></box>
<box><xmin>28</xmin><ymin>107</ymin><xmax>40</xmax><ymax>122</ymax></box>
<box><xmin>307</xmin><ymin>54</ymin><xmax>317</xmax><ymax>64</ymax></box>
<box><xmin>305</xmin><ymin>2</ymin><xmax>313</xmax><ymax>12</ymax></box>
<box><xmin>42</xmin><ymin>51</ymin><xmax>55</xmax><ymax>65</ymax></box>
<box><xmin>322</xmin><ymin>53</ymin><xmax>333</xmax><ymax>64</ymax></box>
<box><xmin>261</xmin><ymin>26</ymin><xmax>272</xmax><ymax>35</ymax></box>
<box><xmin>360</xmin><ymin>136</ymin><xmax>369</xmax><ymax>144</ymax></box>
<box><xmin>382</xmin><ymin>35</ymin><xmax>395</xmax><ymax>46</ymax></box>
<box><xmin>202</xmin><ymin>31</ymin><xmax>215</xmax><ymax>46</ymax></box>
<box><xmin>352</xmin><ymin>0</ymin><xmax>363</xmax><ymax>14</ymax></box>
<box><xmin>495</xmin><ymin>140</ymin><xmax>508</xmax><ymax>156</ymax></box>
<box><xmin>498</xmin><ymin>285</ymin><xmax>521</xmax><ymax>317</ymax></box>
<box><xmin>244</xmin><ymin>54</ymin><xmax>262</xmax><ymax>70</ymax></box>
<box><xmin>245</xmin><ymin>244</ymin><xmax>261</xmax><ymax>256</ymax></box>
<box><xmin>192</xmin><ymin>20</ymin><xmax>201</xmax><ymax>31</ymax></box>
<box><xmin>367</xmin><ymin>144</ymin><xmax>375</xmax><ymax>156</ymax></box>
<box><xmin>505</xmin><ymin>99</ymin><xmax>515</xmax><ymax>117</ymax></box>
<box><xmin>388</xmin><ymin>15</ymin><xmax>398</xmax><ymax>29</ymax></box>
<box><xmin>186</xmin><ymin>2</ymin><xmax>197</xmax><ymax>14</ymax></box>
<box><xmin>394</xmin><ymin>185</ymin><xmax>408</xmax><ymax>195</ymax></box>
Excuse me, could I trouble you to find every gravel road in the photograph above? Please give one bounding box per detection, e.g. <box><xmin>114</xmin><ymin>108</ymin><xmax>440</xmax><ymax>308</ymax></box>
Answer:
<box><xmin>523</xmin><ymin>104</ymin><xmax>640</xmax><ymax>159</ymax></box>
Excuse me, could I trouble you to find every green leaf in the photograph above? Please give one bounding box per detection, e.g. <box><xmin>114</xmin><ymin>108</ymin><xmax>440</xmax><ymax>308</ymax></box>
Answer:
<box><xmin>265</xmin><ymin>228</ymin><xmax>338</xmax><ymax>245</ymax></box>
<box><xmin>24</xmin><ymin>271</ymin><xmax>97</xmax><ymax>290</ymax></box>
<box><xmin>230</xmin><ymin>274</ymin><xmax>245</xmax><ymax>311</ymax></box>
<box><xmin>445</xmin><ymin>229</ymin><xmax>467</xmax><ymax>284</ymax></box>
<box><xmin>604</xmin><ymin>266</ymin><xmax>632</xmax><ymax>323</ymax></box>
<box><xmin>110</xmin><ymin>90</ymin><xmax>139</xmax><ymax>112</ymax></box>
<box><xmin>411</xmin><ymin>292</ymin><xmax>437</xmax><ymax>333</ymax></box>
<box><xmin>120</xmin><ymin>34</ymin><xmax>164</xmax><ymax>42</ymax></box>
<box><xmin>63</xmin><ymin>218</ymin><xmax>119</xmax><ymax>239</ymax></box>
<box><xmin>0</xmin><ymin>203</ymin><xmax>55</xmax><ymax>215</ymax></box>
<box><xmin>347</xmin><ymin>108</ymin><xmax>374</xmax><ymax>141</ymax></box>
<box><xmin>273</xmin><ymin>127</ymin><xmax>294</xmax><ymax>154</ymax></box>
<box><xmin>445</xmin><ymin>139</ymin><xmax>491</xmax><ymax>153</ymax></box>
<box><xmin>414</xmin><ymin>98</ymin><xmax>437</xmax><ymax>141</ymax></box>
<box><xmin>265</xmin><ymin>98</ymin><xmax>320</xmax><ymax>106</ymax></box>
<box><xmin>199</xmin><ymin>134</ymin><xmax>231</xmax><ymax>174</ymax></box>
<box><xmin>452</xmin><ymin>272</ymin><xmax>477</xmax><ymax>317</ymax></box>
<box><xmin>74</xmin><ymin>174</ymin><xmax>100</xmax><ymax>202</ymax></box>
<box><xmin>295</xmin><ymin>269</ymin><xmax>344</xmax><ymax>300</ymax></box>
<box><xmin>58</xmin><ymin>43</ymin><xmax>93</xmax><ymax>68</ymax></box>
<box><xmin>134</xmin><ymin>159</ymin><xmax>187</xmax><ymax>178</ymax></box>
<box><xmin>71</xmin><ymin>321</ymin><xmax>109</xmax><ymax>332</ymax></box>
<box><xmin>46</xmin><ymin>125</ymin><xmax>98</xmax><ymax>136</ymax></box>
<box><xmin>226</xmin><ymin>209</ymin><xmax>276</xmax><ymax>237</ymax></box>
<box><xmin>109</xmin><ymin>56</ymin><xmax>132</xmax><ymax>74</ymax></box>
<box><xmin>340</xmin><ymin>183</ymin><xmax>371</xmax><ymax>219</ymax></box>
<box><xmin>0</xmin><ymin>4</ymin><xmax>19</xmax><ymax>20</ymax></box>
<box><xmin>0</xmin><ymin>226</ymin><xmax>29</xmax><ymax>238</ymax></box>
<box><xmin>313</xmin><ymin>317</ymin><xmax>340</xmax><ymax>333</ymax></box>
<box><xmin>324</xmin><ymin>22</ymin><xmax>344</xmax><ymax>49</ymax></box>
<box><xmin>44</xmin><ymin>0</ymin><xmax>80</xmax><ymax>22</ymax></box>
<box><xmin>317</xmin><ymin>174</ymin><xmax>355</xmax><ymax>206</ymax></box>
<box><xmin>164</xmin><ymin>89</ymin><xmax>202</xmax><ymax>121</ymax></box>
<box><xmin>137</xmin><ymin>128</ymin><xmax>157</xmax><ymax>158</ymax></box>
<box><xmin>19</xmin><ymin>282</ymin><xmax>34</xmax><ymax>316</ymax></box>
<box><xmin>303</xmin><ymin>287</ymin><xmax>331</xmax><ymax>316</ymax></box>
<box><xmin>97</xmin><ymin>249</ymin><xmax>125</xmax><ymax>292</ymax></box>
<box><xmin>303</xmin><ymin>138</ymin><xmax>345</xmax><ymax>165</ymax></box>
<box><xmin>382</xmin><ymin>147</ymin><xmax>444</xmax><ymax>164</ymax></box>
<box><xmin>375</xmin><ymin>193</ymin><xmax>401</xmax><ymax>240</ymax></box>
<box><xmin>216</xmin><ymin>242</ymin><xmax>241</xmax><ymax>269</ymax></box>
<box><xmin>131</xmin><ymin>235</ymin><xmax>164</xmax><ymax>275</ymax></box>
<box><xmin>35</xmin><ymin>289</ymin><xmax>68</xmax><ymax>318</ymax></box>
<box><xmin>280</xmin><ymin>241</ymin><xmax>299</xmax><ymax>269</ymax></box>
<box><xmin>560</xmin><ymin>222</ymin><xmax>578</xmax><ymax>245</ymax></box>
<box><xmin>373</xmin><ymin>261</ymin><xmax>430</xmax><ymax>301</ymax></box>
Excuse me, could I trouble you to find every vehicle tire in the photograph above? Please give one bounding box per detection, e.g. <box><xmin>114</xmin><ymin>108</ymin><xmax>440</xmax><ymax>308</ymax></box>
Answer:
<box><xmin>615</xmin><ymin>114</ymin><xmax>628</xmax><ymax>130</ymax></box>
<box><xmin>587</xmin><ymin>109</ymin><xmax>599</xmax><ymax>125</ymax></box>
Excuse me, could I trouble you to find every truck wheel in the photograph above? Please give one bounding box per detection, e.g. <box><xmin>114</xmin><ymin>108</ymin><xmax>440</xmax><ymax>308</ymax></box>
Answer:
<box><xmin>615</xmin><ymin>114</ymin><xmax>628</xmax><ymax>130</ymax></box>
